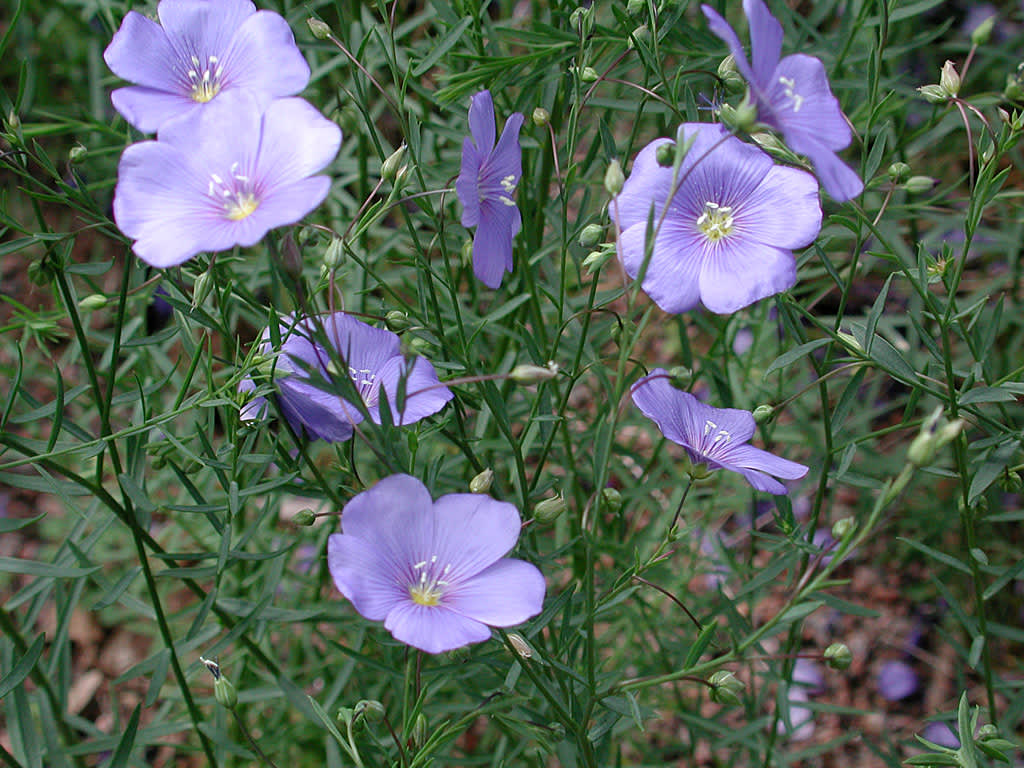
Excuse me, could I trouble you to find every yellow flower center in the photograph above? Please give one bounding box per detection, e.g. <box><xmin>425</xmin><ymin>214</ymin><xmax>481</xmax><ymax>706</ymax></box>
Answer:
<box><xmin>226</xmin><ymin>193</ymin><xmax>259</xmax><ymax>220</ymax></box>
<box><xmin>187</xmin><ymin>54</ymin><xmax>224</xmax><ymax>103</ymax></box>
<box><xmin>408</xmin><ymin>557</ymin><xmax>451</xmax><ymax>607</ymax></box>
<box><xmin>697</xmin><ymin>201</ymin><xmax>735</xmax><ymax>242</ymax></box>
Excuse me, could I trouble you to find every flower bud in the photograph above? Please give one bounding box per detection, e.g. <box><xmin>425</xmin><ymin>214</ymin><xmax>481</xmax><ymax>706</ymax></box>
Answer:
<box><xmin>627</xmin><ymin>0</ymin><xmax>646</xmax><ymax>16</ymax></box>
<box><xmin>718</xmin><ymin>92</ymin><xmax>758</xmax><ymax>134</ymax></box>
<box><xmin>5</xmin><ymin>110</ymin><xmax>20</xmax><ymax>132</ymax></box>
<box><xmin>354</xmin><ymin>699</ymin><xmax>385</xmax><ymax>724</ymax></box>
<box><xmin>708</xmin><ymin>670</ymin><xmax>744</xmax><ymax>706</ymax></box>
<box><xmin>823</xmin><ymin>642</ymin><xmax>852</xmax><ymax>670</ymax></box>
<box><xmin>69</xmin><ymin>144</ymin><xmax>87</xmax><ymax>164</ymax></box>
<box><xmin>998</xmin><ymin>469</ymin><xmax>1022</xmax><ymax>493</ymax></box>
<box><xmin>717</xmin><ymin>55</ymin><xmax>746</xmax><ymax>95</ymax></box>
<box><xmin>939</xmin><ymin>60</ymin><xmax>961</xmax><ymax>97</ymax></box>
<box><xmin>1004</xmin><ymin>68</ymin><xmax>1024</xmax><ymax>103</ymax></box>
<box><xmin>533</xmin><ymin>494</ymin><xmax>566</xmax><ymax>525</ymax></box>
<box><xmin>507</xmin><ymin>632</ymin><xmax>533</xmax><ymax>659</ymax></box>
<box><xmin>977</xmin><ymin>723</ymin><xmax>998</xmax><ymax>740</ymax></box>
<box><xmin>469</xmin><ymin>468</ymin><xmax>494</xmax><ymax>494</ymax></box>
<box><xmin>192</xmin><ymin>270</ymin><xmax>214</xmax><ymax>308</ymax></box>
<box><xmin>323</xmin><ymin>236</ymin><xmax>344</xmax><ymax>270</ymax></box>
<box><xmin>298</xmin><ymin>225</ymin><xmax>322</xmax><ymax>247</ymax></box>
<box><xmin>604</xmin><ymin>159</ymin><xmax>625</xmax><ymax>196</ymax></box>
<box><xmin>970</xmin><ymin>15</ymin><xmax>995</xmax><ymax>46</ymax></box>
<box><xmin>214</xmin><ymin>674</ymin><xmax>237</xmax><ymax>709</ymax></box>
<box><xmin>404</xmin><ymin>335</ymin><xmax>433</xmax><ymax>357</ymax></box>
<box><xmin>307</xmin><ymin>17</ymin><xmax>332</xmax><ymax>40</ymax></box>
<box><xmin>887</xmin><ymin>161</ymin><xmax>911</xmax><ymax>184</ymax></box>
<box><xmin>655</xmin><ymin>142</ymin><xmax>675</xmax><ymax>167</ymax></box>
<box><xmin>831</xmin><ymin>516</ymin><xmax>855</xmax><ymax>540</ymax></box>
<box><xmin>627</xmin><ymin>24</ymin><xmax>651</xmax><ymax>50</ymax></box>
<box><xmin>532</xmin><ymin>107</ymin><xmax>550</xmax><ymax>127</ymax></box>
<box><xmin>600</xmin><ymin>487</ymin><xmax>623</xmax><ymax>514</ymax></box>
<box><xmin>293</xmin><ymin>508</ymin><xmax>316</xmax><ymax>526</ymax></box>
<box><xmin>903</xmin><ymin>175</ymin><xmax>936</xmax><ymax>194</ymax></box>
<box><xmin>907</xmin><ymin>407</ymin><xmax>963</xmax><ymax>467</ymax></box>
<box><xmin>917</xmin><ymin>84</ymin><xmax>948</xmax><ymax>104</ymax></box>
<box><xmin>78</xmin><ymin>293</ymin><xmax>108</xmax><ymax>311</ymax></box>
<box><xmin>578</xmin><ymin>223</ymin><xmax>604</xmax><ymax>248</ymax></box>
<box><xmin>582</xmin><ymin>249</ymin><xmax>613</xmax><ymax>275</ymax></box>
<box><xmin>752</xmin><ymin>404</ymin><xmax>774</xmax><ymax>423</ymax></box>
<box><xmin>410</xmin><ymin>713</ymin><xmax>428</xmax><ymax>749</ymax></box>
<box><xmin>578</xmin><ymin>66</ymin><xmax>600</xmax><ymax>83</ymax></box>
<box><xmin>510</xmin><ymin>361</ymin><xmax>559</xmax><ymax>384</ymax></box>
<box><xmin>569</xmin><ymin>6</ymin><xmax>593</xmax><ymax>36</ymax></box>
<box><xmin>667</xmin><ymin>366</ymin><xmax>692</xmax><ymax>390</ymax></box>
<box><xmin>385</xmin><ymin>310</ymin><xmax>412</xmax><ymax>332</ymax></box>
<box><xmin>381</xmin><ymin>143</ymin><xmax>407</xmax><ymax>182</ymax></box>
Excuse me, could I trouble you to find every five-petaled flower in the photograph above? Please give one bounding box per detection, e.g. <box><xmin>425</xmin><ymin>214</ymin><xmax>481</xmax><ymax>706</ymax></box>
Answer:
<box><xmin>702</xmin><ymin>0</ymin><xmax>863</xmax><ymax>201</ymax></box>
<box><xmin>240</xmin><ymin>313</ymin><xmax>452</xmax><ymax>443</ymax></box>
<box><xmin>632</xmin><ymin>369</ymin><xmax>808</xmax><ymax>494</ymax></box>
<box><xmin>113</xmin><ymin>91</ymin><xmax>340</xmax><ymax>267</ymax></box>
<box><xmin>613</xmin><ymin>123</ymin><xmax>821</xmax><ymax>314</ymax></box>
<box><xmin>456</xmin><ymin>90</ymin><xmax>524</xmax><ymax>289</ymax></box>
<box><xmin>104</xmin><ymin>0</ymin><xmax>310</xmax><ymax>134</ymax></box>
<box><xmin>327</xmin><ymin>474</ymin><xmax>546</xmax><ymax>654</ymax></box>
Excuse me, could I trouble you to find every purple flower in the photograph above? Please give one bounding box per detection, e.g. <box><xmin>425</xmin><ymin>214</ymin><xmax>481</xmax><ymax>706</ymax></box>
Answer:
<box><xmin>876</xmin><ymin>660</ymin><xmax>918</xmax><ymax>701</ymax></box>
<box><xmin>104</xmin><ymin>0</ymin><xmax>310</xmax><ymax>133</ymax></box>
<box><xmin>113</xmin><ymin>91</ymin><xmax>340</xmax><ymax>267</ymax></box>
<box><xmin>613</xmin><ymin>124</ymin><xmax>821</xmax><ymax>314</ymax></box>
<box><xmin>632</xmin><ymin>369</ymin><xmax>808</xmax><ymax>494</ymax></box>
<box><xmin>702</xmin><ymin>0</ymin><xmax>863</xmax><ymax>201</ymax></box>
<box><xmin>327</xmin><ymin>474</ymin><xmax>546</xmax><ymax>654</ymax></box>
<box><xmin>241</xmin><ymin>313</ymin><xmax>452</xmax><ymax>443</ymax></box>
<box><xmin>455</xmin><ymin>90</ymin><xmax>524</xmax><ymax>289</ymax></box>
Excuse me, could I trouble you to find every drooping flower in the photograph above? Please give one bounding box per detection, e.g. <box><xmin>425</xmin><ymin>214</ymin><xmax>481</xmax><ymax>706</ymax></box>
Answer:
<box><xmin>327</xmin><ymin>474</ymin><xmax>546</xmax><ymax>654</ymax></box>
<box><xmin>455</xmin><ymin>90</ymin><xmax>524</xmax><ymax>289</ymax></box>
<box><xmin>631</xmin><ymin>369</ymin><xmax>808</xmax><ymax>494</ymax></box>
<box><xmin>104</xmin><ymin>0</ymin><xmax>310</xmax><ymax>133</ymax></box>
<box><xmin>240</xmin><ymin>313</ymin><xmax>452</xmax><ymax>443</ymax></box>
<box><xmin>113</xmin><ymin>91</ymin><xmax>340</xmax><ymax>267</ymax></box>
<box><xmin>702</xmin><ymin>0</ymin><xmax>863</xmax><ymax>201</ymax></box>
<box><xmin>613</xmin><ymin>123</ymin><xmax>821</xmax><ymax>314</ymax></box>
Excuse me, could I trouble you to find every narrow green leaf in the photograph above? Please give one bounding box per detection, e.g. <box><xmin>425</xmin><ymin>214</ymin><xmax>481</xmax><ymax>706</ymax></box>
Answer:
<box><xmin>0</xmin><ymin>633</ymin><xmax>45</xmax><ymax>700</ymax></box>
<box><xmin>764</xmin><ymin>338</ymin><xmax>831</xmax><ymax>377</ymax></box>
<box><xmin>106</xmin><ymin>705</ymin><xmax>141</xmax><ymax>768</ymax></box>
<box><xmin>0</xmin><ymin>557</ymin><xmax>99</xmax><ymax>578</ymax></box>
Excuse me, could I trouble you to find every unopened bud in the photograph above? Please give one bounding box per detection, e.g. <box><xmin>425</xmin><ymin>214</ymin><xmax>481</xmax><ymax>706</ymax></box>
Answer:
<box><xmin>719</xmin><ymin>92</ymin><xmax>757</xmax><ymax>133</ymax></box>
<box><xmin>507</xmin><ymin>632</ymin><xmax>533</xmax><ymax>659</ymax></box>
<box><xmin>977</xmin><ymin>724</ymin><xmax>999</xmax><ymax>740</ymax></box>
<box><xmin>708</xmin><ymin>670</ymin><xmax>744</xmax><ymax>706</ymax></box>
<box><xmin>655</xmin><ymin>142</ymin><xmax>675</xmax><ymax>167</ymax></box>
<box><xmin>903</xmin><ymin>175</ymin><xmax>936</xmax><ymax>194</ymax></box>
<box><xmin>533</xmin><ymin>494</ymin><xmax>566</xmax><ymax>525</ymax></box>
<box><xmin>582</xmin><ymin>249</ymin><xmax>613</xmax><ymax>275</ymax></box>
<box><xmin>627</xmin><ymin>0</ymin><xmax>646</xmax><ymax>16</ymax></box>
<box><xmin>78</xmin><ymin>293</ymin><xmax>108</xmax><ymax>311</ymax></box>
<box><xmin>5</xmin><ymin>111</ymin><xmax>19</xmax><ymax>132</ymax></box>
<box><xmin>469</xmin><ymin>468</ymin><xmax>494</xmax><ymax>494</ymax></box>
<box><xmin>717</xmin><ymin>54</ymin><xmax>746</xmax><ymax>95</ymax></box>
<box><xmin>998</xmin><ymin>469</ymin><xmax>1022</xmax><ymax>493</ymax></box>
<box><xmin>569</xmin><ymin>6</ymin><xmax>593</xmax><ymax>36</ymax></box>
<box><xmin>831</xmin><ymin>516</ymin><xmax>855</xmax><ymax>540</ymax></box>
<box><xmin>578</xmin><ymin>66</ymin><xmax>600</xmax><ymax>83</ymax></box>
<box><xmin>750</xmin><ymin>131</ymin><xmax>786</xmax><ymax>155</ymax></box>
<box><xmin>293</xmin><ymin>508</ymin><xmax>316</xmax><ymax>526</ymax></box>
<box><xmin>192</xmin><ymin>270</ymin><xmax>214</xmax><ymax>308</ymax></box>
<box><xmin>307</xmin><ymin>17</ymin><xmax>332</xmax><ymax>40</ymax></box>
<box><xmin>1004</xmin><ymin>68</ymin><xmax>1024</xmax><ymax>103</ymax></box>
<box><xmin>604</xmin><ymin>159</ymin><xmax>625</xmax><ymax>196</ymax></box>
<box><xmin>385</xmin><ymin>310</ymin><xmax>412</xmax><ymax>332</ymax></box>
<box><xmin>69</xmin><ymin>144</ymin><xmax>87</xmax><ymax>164</ymax></box>
<box><xmin>940</xmin><ymin>60</ymin><xmax>961</xmax><ymax>97</ymax></box>
<box><xmin>917</xmin><ymin>84</ymin><xmax>949</xmax><ymax>104</ymax></box>
<box><xmin>323</xmin><ymin>237</ymin><xmax>344</xmax><ymax>270</ymax></box>
<box><xmin>887</xmin><ymin>161</ymin><xmax>911</xmax><ymax>184</ymax></box>
<box><xmin>353</xmin><ymin>699</ymin><xmax>385</xmax><ymax>724</ymax></box>
<box><xmin>510</xmin><ymin>362</ymin><xmax>558</xmax><ymax>384</ymax></box>
<box><xmin>410</xmin><ymin>713</ymin><xmax>428</xmax><ymax>749</ymax></box>
<box><xmin>600</xmin><ymin>487</ymin><xmax>622</xmax><ymax>514</ymax></box>
<box><xmin>578</xmin><ymin>223</ymin><xmax>604</xmax><ymax>248</ymax></box>
<box><xmin>381</xmin><ymin>143</ymin><xmax>407</xmax><ymax>182</ymax></box>
<box><xmin>752</xmin><ymin>404</ymin><xmax>774</xmax><ymax>423</ymax></box>
<box><xmin>970</xmin><ymin>15</ymin><xmax>995</xmax><ymax>46</ymax></box>
<box><xmin>201</xmin><ymin>658</ymin><xmax>238</xmax><ymax>709</ymax></box>
<box><xmin>627</xmin><ymin>24</ymin><xmax>650</xmax><ymax>50</ymax></box>
<box><xmin>667</xmin><ymin>366</ymin><xmax>692</xmax><ymax>390</ymax></box>
<box><xmin>823</xmin><ymin>642</ymin><xmax>852</xmax><ymax>670</ymax></box>
<box><xmin>907</xmin><ymin>407</ymin><xmax>963</xmax><ymax>467</ymax></box>
<box><xmin>532</xmin><ymin>107</ymin><xmax>550</xmax><ymax>127</ymax></box>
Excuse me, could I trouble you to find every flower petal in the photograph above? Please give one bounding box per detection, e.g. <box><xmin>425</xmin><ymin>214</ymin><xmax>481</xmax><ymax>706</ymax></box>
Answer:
<box><xmin>457</xmin><ymin>138</ymin><xmax>483</xmax><ymax>227</ymax></box>
<box><xmin>612</xmin><ymin>138</ymin><xmax>674</xmax><ymax>232</ymax></box>
<box><xmin>619</xmin><ymin>222</ymin><xmax>703</xmax><ymax>314</ymax></box>
<box><xmin>422</xmin><ymin>493</ymin><xmax>523</xmax><ymax>584</ymax></box>
<box><xmin>158</xmin><ymin>89</ymin><xmax>262</xmax><ymax>169</ymax></box>
<box><xmin>328</xmin><ymin>533</ymin><xmax>407</xmax><ymax>620</ymax></box>
<box><xmin>483</xmin><ymin>111</ymin><xmax>524</xmax><ymax>185</ymax></box>
<box><xmin>467</xmin><ymin>90</ymin><xmax>496</xmax><ymax>154</ymax></box>
<box><xmin>104</xmin><ymin>12</ymin><xmax>179</xmax><ymax>92</ymax></box>
<box><xmin>323</xmin><ymin>313</ymin><xmax>401</xmax><ymax>374</ymax></box>
<box><xmin>701</xmin><ymin>5</ymin><xmax>757</xmax><ymax>86</ymax></box>
<box><xmin>472</xmin><ymin>200</ymin><xmax>518</xmax><ymax>288</ymax></box>
<box><xmin>340</xmin><ymin>474</ymin><xmax>434</xmax><ymax>552</ymax></box>
<box><xmin>767</xmin><ymin>55</ymin><xmax>851</xmax><ymax>151</ymax></box>
<box><xmin>110</xmin><ymin>87</ymin><xmax>199</xmax><ymax>135</ymax></box>
<box><xmin>447</xmin><ymin>558</ymin><xmax>545</xmax><ymax>626</ymax></box>
<box><xmin>717</xmin><ymin>443</ymin><xmax>808</xmax><ymax>493</ymax></box>
<box><xmin>158</xmin><ymin>0</ymin><xmax>256</xmax><ymax>58</ymax></box>
<box><xmin>256</xmin><ymin>98</ymin><xmax>342</xmax><ymax>189</ymax></box>
<box><xmin>384</xmin><ymin>602</ymin><xmax>491</xmax><ymax>654</ymax></box>
<box><xmin>744</xmin><ymin>0</ymin><xmax>783</xmax><ymax>83</ymax></box>
<box><xmin>219</xmin><ymin>11</ymin><xmax>310</xmax><ymax>105</ymax></box>
<box><xmin>277</xmin><ymin>377</ymin><xmax>358</xmax><ymax>442</ymax></box>
<box><xmin>241</xmin><ymin>176</ymin><xmax>332</xmax><ymax>243</ymax></box>
<box><xmin>372</xmin><ymin>355</ymin><xmax>452</xmax><ymax>426</ymax></box>
<box><xmin>738</xmin><ymin>164</ymin><xmax>821</xmax><ymax>250</ymax></box>
<box><xmin>697</xmin><ymin>240</ymin><xmax>797</xmax><ymax>314</ymax></box>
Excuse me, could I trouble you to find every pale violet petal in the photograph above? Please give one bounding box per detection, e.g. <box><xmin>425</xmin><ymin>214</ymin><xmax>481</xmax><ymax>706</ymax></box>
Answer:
<box><xmin>328</xmin><ymin>533</ymin><xmax>407</xmax><ymax>620</ymax></box>
<box><xmin>697</xmin><ymin>240</ymin><xmax>797</xmax><ymax>314</ymax></box>
<box><xmin>219</xmin><ymin>11</ymin><xmax>310</xmax><ymax>102</ymax></box>
<box><xmin>384</xmin><ymin>601</ymin><xmax>491</xmax><ymax>654</ymax></box>
<box><xmin>104</xmin><ymin>12</ymin><xmax>179</xmax><ymax>92</ymax></box>
<box><xmin>467</xmin><ymin>90</ymin><xmax>496</xmax><ymax>153</ymax></box>
<box><xmin>447</xmin><ymin>559</ymin><xmax>545</xmax><ymax>626</ymax></box>
<box><xmin>744</xmin><ymin>0</ymin><xmax>783</xmax><ymax>81</ymax></box>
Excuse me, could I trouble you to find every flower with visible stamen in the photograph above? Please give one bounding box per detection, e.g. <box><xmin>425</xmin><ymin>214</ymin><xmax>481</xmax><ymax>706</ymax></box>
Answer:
<box><xmin>104</xmin><ymin>0</ymin><xmax>310</xmax><ymax>133</ymax></box>
<box><xmin>632</xmin><ymin>369</ymin><xmax>808</xmax><ymax>494</ymax></box>
<box><xmin>702</xmin><ymin>0</ymin><xmax>863</xmax><ymax>201</ymax></box>
<box><xmin>456</xmin><ymin>90</ymin><xmax>524</xmax><ymax>289</ymax></box>
<box><xmin>327</xmin><ymin>475</ymin><xmax>546</xmax><ymax>654</ymax></box>
<box><xmin>240</xmin><ymin>313</ymin><xmax>452</xmax><ymax>443</ymax></box>
<box><xmin>613</xmin><ymin>123</ymin><xmax>821</xmax><ymax>314</ymax></box>
<box><xmin>113</xmin><ymin>91</ymin><xmax>340</xmax><ymax>267</ymax></box>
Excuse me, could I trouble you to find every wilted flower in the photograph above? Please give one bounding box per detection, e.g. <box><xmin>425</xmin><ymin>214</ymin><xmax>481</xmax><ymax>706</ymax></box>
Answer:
<box><xmin>631</xmin><ymin>369</ymin><xmax>808</xmax><ymax>494</ymax></box>
<box><xmin>613</xmin><ymin>124</ymin><xmax>821</xmax><ymax>314</ymax></box>
<box><xmin>702</xmin><ymin>0</ymin><xmax>863</xmax><ymax>201</ymax></box>
<box><xmin>240</xmin><ymin>313</ymin><xmax>452</xmax><ymax>442</ymax></box>
<box><xmin>456</xmin><ymin>90</ymin><xmax>524</xmax><ymax>289</ymax></box>
<box><xmin>113</xmin><ymin>92</ymin><xmax>340</xmax><ymax>267</ymax></box>
<box><xmin>104</xmin><ymin>0</ymin><xmax>310</xmax><ymax>133</ymax></box>
<box><xmin>327</xmin><ymin>474</ymin><xmax>546</xmax><ymax>653</ymax></box>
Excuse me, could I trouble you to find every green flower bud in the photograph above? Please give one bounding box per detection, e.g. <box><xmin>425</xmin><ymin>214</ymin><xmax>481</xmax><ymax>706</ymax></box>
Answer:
<box><xmin>578</xmin><ymin>223</ymin><xmax>604</xmax><ymax>248</ymax></box>
<box><xmin>354</xmin><ymin>699</ymin><xmax>385</xmax><ymax>724</ymax></box>
<box><xmin>469</xmin><ymin>468</ymin><xmax>494</xmax><ymax>494</ymax></box>
<box><xmin>667</xmin><ymin>366</ymin><xmax>692</xmax><ymax>390</ymax></box>
<box><xmin>507</xmin><ymin>632</ymin><xmax>534</xmax><ymax>659</ymax></box>
<box><xmin>69</xmin><ymin>144</ymin><xmax>87</xmax><ymax>164</ymax></box>
<box><xmin>293</xmin><ymin>508</ymin><xmax>316</xmax><ymax>526</ymax></box>
<box><xmin>5</xmin><ymin>111</ymin><xmax>20</xmax><ymax>132</ymax></box>
<box><xmin>1004</xmin><ymin>68</ymin><xmax>1024</xmax><ymax>103</ymax></box>
<box><xmin>579</xmin><ymin>66</ymin><xmax>600</xmax><ymax>83</ymax></box>
<box><xmin>582</xmin><ymin>249</ymin><xmax>613</xmax><ymax>275</ymax></box>
<box><xmin>307</xmin><ymin>17</ymin><xmax>332</xmax><ymax>40</ymax></box>
<box><xmin>917</xmin><ymin>84</ymin><xmax>949</xmax><ymax>104</ymax></box>
<box><xmin>970</xmin><ymin>15</ymin><xmax>995</xmax><ymax>46</ymax></box>
<box><xmin>907</xmin><ymin>407</ymin><xmax>964</xmax><ymax>467</ymax></box>
<box><xmin>655</xmin><ymin>142</ymin><xmax>675</xmax><ymax>167</ymax></box>
<box><xmin>385</xmin><ymin>310</ymin><xmax>412</xmax><ymax>332</ymax></box>
<box><xmin>381</xmin><ymin>143</ymin><xmax>407</xmax><ymax>182</ymax></box>
<box><xmin>887</xmin><ymin>162</ymin><xmax>911</xmax><ymax>184</ymax></box>
<box><xmin>604</xmin><ymin>159</ymin><xmax>625</xmax><ymax>196</ymax></box>
<box><xmin>831</xmin><ymin>516</ymin><xmax>855</xmax><ymax>540</ymax></box>
<box><xmin>78</xmin><ymin>293</ymin><xmax>108</xmax><ymax>311</ymax></box>
<box><xmin>533</xmin><ymin>494</ymin><xmax>566</xmax><ymax>525</ymax></box>
<box><xmin>823</xmin><ymin>642</ymin><xmax>852</xmax><ymax>670</ymax></box>
<box><xmin>569</xmin><ymin>6</ymin><xmax>593</xmax><ymax>36</ymax></box>
<box><xmin>410</xmin><ymin>713</ymin><xmax>428</xmax><ymax>749</ymax></box>
<box><xmin>627</xmin><ymin>25</ymin><xmax>651</xmax><ymax>50</ymax></box>
<box><xmin>903</xmin><ymin>175</ymin><xmax>936</xmax><ymax>194</ymax></box>
<box><xmin>532</xmin><ymin>107</ymin><xmax>550</xmax><ymax>127</ymax></box>
<box><xmin>404</xmin><ymin>335</ymin><xmax>433</xmax><ymax>357</ymax></box>
<box><xmin>214</xmin><ymin>675</ymin><xmax>237</xmax><ymax>709</ymax></box>
<box><xmin>708</xmin><ymin>670</ymin><xmax>744</xmax><ymax>706</ymax></box>
<box><xmin>627</xmin><ymin>0</ymin><xmax>646</xmax><ymax>16</ymax></box>
<box><xmin>298</xmin><ymin>225</ymin><xmax>322</xmax><ymax>247</ymax></box>
<box><xmin>998</xmin><ymin>469</ymin><xmax>1022</xmax><ymax>493</ymax></box>
<box><xmin>719</xmin><ymin>92</ymin><xmax>758</xmax><ymax>133</ymax></box>
<box><xmin>978</xmin><ymin>723</ymin><xmax>998</xmax><ymax>740</ymax></box>
<box><xmin>939</xmin><ymin>60</ymin><xmax>961</xmax><ymax>98</ymax></box>
<box><xmin>510</xmin><ymin>362</ymin><xmax>559</xmax><ymax>384</ymax></box>
<box><xmin>717</xmin><ymin>55</ymin><xmax>746</xmax><ymax>95</ymax></box>
<box><xmin>600</xmin><ymin>487</ymin><xmax>623</xmax><ymax>514</ymax></box>
<box><xmin>192</xmin><ymin>270</ymin><xmax>214</xmax><ymax>308</ymax></box>
<box><xmin>752</xmin><ymin>404</ymin><xmax>774</xmax><ymax>423</ymax></box>
<box><xmin>461</xmin><ymin>238</ymin><xmax>473</xmax><ymax>266</ymax></box>
<box><xmin>323</xmin><ymin>236</ymin><xmax>344</xmax><ymax>270</ymax></box>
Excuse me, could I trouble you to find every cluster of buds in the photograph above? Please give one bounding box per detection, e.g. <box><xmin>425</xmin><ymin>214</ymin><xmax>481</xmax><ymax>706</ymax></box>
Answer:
<box><xmin>918</xmin><ymin>61</ymin><xmax>962</xmax><ymax>104</ymax></box>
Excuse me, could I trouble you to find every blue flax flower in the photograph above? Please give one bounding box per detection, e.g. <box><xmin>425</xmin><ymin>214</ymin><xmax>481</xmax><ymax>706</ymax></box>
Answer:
<box><xmin>613</xmin><ymin>123</ymin><xmax>821</xmax><ymax>314</ymax></box>
<box><xmin>328</xmin><ymin>475</ymin><xmax>546</xmax><ymax>654</ymax></box>
<box><xmin>113</xmin><ymin>91</ymin><xmax>340</xmax><ymax>267</ymax></box>
<box><xmin>104</xmin><ymin>0</ymin><xmax>310</xmax><ymax>134</ymax></box>
<box><xmin>632</xmin><ymin>369</ymin><xmax>808</xmax><ymax>494</ymax></box>
<box><xmin>456</xmin><ymin>90</ymin><xmax>524</xmax><ymax>289</ymax></box>
<box><xmin>702</xmin><ymin>0</ymin><xmax>863</xmax><ymax>201</ymax></box>
<box><xmin>240</xmin><ymin>313</ymin><xmax>453</xmax><ymax>443</ymax></box>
